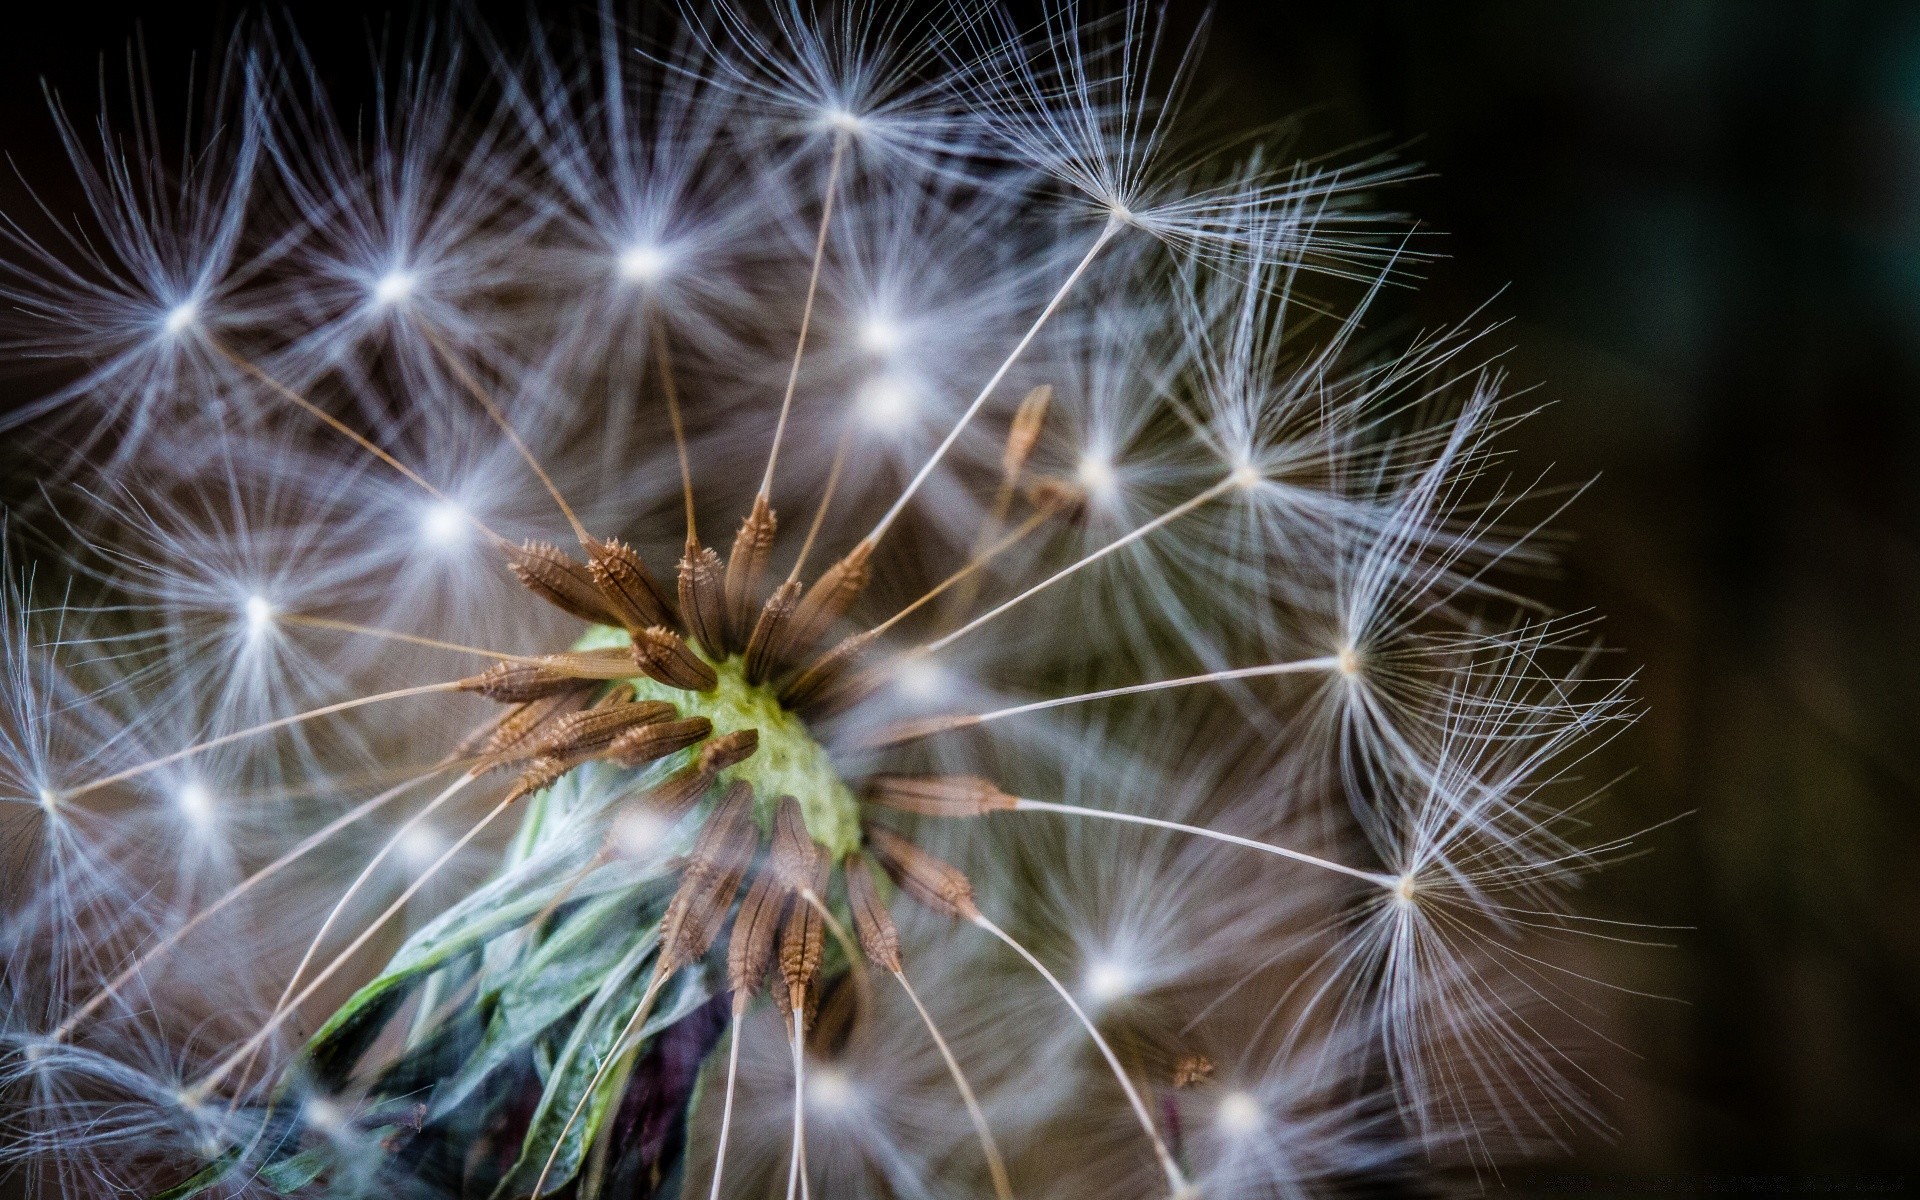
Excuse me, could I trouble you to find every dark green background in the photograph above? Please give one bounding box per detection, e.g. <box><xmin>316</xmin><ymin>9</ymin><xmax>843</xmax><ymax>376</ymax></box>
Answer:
<box><xmin>2</xmin><ymin>2</ymin><xmax>1914</xmax><ymax>1192</ymax></box>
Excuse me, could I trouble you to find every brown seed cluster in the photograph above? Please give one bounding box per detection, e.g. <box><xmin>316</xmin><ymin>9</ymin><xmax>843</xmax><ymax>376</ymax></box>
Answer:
<box><xmin>446</xmin><ymin>386</ymin><xmax>1072</xmax><ymax>1025</ymax></box>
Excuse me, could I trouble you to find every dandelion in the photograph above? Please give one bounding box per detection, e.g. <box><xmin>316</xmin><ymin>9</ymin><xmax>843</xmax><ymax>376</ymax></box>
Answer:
<box><xmin>0</xmin><ymin>3</ymin><xmax>1655</xmax><ymax>1198</ymax></box>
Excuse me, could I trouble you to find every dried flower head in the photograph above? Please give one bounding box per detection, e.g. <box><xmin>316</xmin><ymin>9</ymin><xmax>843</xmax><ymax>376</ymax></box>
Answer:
<box><xmin>0</xmin><ymin>3</ymin><xmax>1647</xmax><ymax>1199</ymax></box>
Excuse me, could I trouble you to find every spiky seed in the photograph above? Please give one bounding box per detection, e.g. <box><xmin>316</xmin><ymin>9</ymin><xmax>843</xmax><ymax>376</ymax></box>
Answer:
<box><xmin>473</xmin><ymin>688</ymin><xmax>597</xmax><ymax>762</ymax></box>
<box><xmin>657</xmin><ymin>781</ymin><xmax>758</xmax><ymax>975</ymax></box>
<box><xmin>865</xmin><ymin>825</ymin><xmax>978</xmax><ymax>921</ymax></box>
<box><xmin>778</xmin><ymin>628</ymin><xmax>877</xmax><ymax>711</ymax></box>
<box><xmin>768</xmin><ymin>795</ymin><xmax>823</xmax><ymax>893</ymax></box>
<box><xmin>533</xmin><ymin>699</ymin><xmax>676</xmax><ymax>758</ymax></box>
<box><xmin>776</xmin><ymin>850</ymin><xmax>832</xmax><ymax>1018</ymax></box>
<box><xmin>505</xmin><ymin>541</ymin><xmax>623</xmax><ymax>626</ymax></box>
<box><xmin>607</xmin><ymin>716</ymin><xmax>712</xmax><ymax>767</ymax></box>
<box><xmin>727</xmin><ymin>864</ymin><xmax>789</xmax><ymax>996</ymax></box>
<box><xmin>504</xmin><ymin>754</ymin><xmax>583</xmax><ymax>804</ymax></box>
<box><xmin>783</xmin><ymin>539</ymin><xmax>874</xmax><ymax>657</ymax></box>
<box><xmin>863</xmin><ymin>774</ymin><xmax>1019</xmax><ymax>817</ymax></box>
<box><xmin>699</xmin><ymin>729</ymin><xmax>759</xmax><ymax>772</ymax></box>
<box><xmin>586</xmin><ymin>536</ymin><xmax>676</xmax><ymax>631</ymax></box>
<box><xmin>1172</xmin><ymin>1055</ymin><xmax>1215</xmax><ymax>1089</ymax></box>
<box><xmin>844</xmin><ymin>853</ymin><xmax>901</xmax><ymax>973</ymax></box>
<box><xmin>1003</xmin><ymin>384</ymin><xmax>1053</xmax><ymax>480</ymax></box>
<box><xmin>456</xmin><ymin>661</ymin><xmax>591</xmax><ymax>703</ymax></box>
<box><xmin>633</xmin><ymin>730</ymin><xmax>755</xmax><ymax>819</ymax></box>
<box><xmin>743</xmin><ymin>580</ymin><xmax>801</xmax><ymax>684</ymax></box>
<box><xmin>723</xmin><ymin>495</ymin><xmax>778</xmax><ymax>647</ymax></box>
<box><xmin>633</xmin><ymin>626</ymin><xmax>718</xmax><ymax>691</ymax></box>
<box><xmin>677</xmin><ymin>539</ymin><xmax>730</xmax><ymax>659</ymax></box>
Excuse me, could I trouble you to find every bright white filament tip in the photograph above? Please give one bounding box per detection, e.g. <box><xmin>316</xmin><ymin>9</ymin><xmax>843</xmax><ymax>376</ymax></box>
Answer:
<box><xmin>161</xmin><ymin>301</ymin><xmax>198</xmax><ymax>337</ymax></box>
<box><xmin>397</xmin><ymin>824</ymin><xmax>445</xmax><ymax>872</ymax></box>
<box><xmin>242</xmin><ymin>595</ymin><xmax>275</xmax><ymax>637</ymax></box>
<box><xmin>1075</xmin><ymin>453</ymin><xmax>1118</xmax><ymax>499</ymax></box>
<box><xmin>371</xmin><ymin>269</ymin><xmax>417</xmax><ymax>307</ymax></box>
<box><xmin>610</xmin><ymin>805</ymin><xmax>672</xmax><ymax>860</ymax></box>
<box><xmin>821</xmin><ymin>107</ymin><xmax>865</xmax><ymax>134</ymax></box>
<box><xmin>1215</xmin><ymin>1091</ymin><xmax>1263</xmax><ymax>1136</ymax></box>
<box><xmin>175</xmin><ymin>782</ymin><xmax>215</xmax><ymax>829</ymax></box>
<box><xmin>857</xmin><ymin>375</ymin><xmax>915</xmax><ymax>432</ymax></box>
<box><xmin>616</xmin><ymin>243</ymin><xmax>670</xmax><ymax>283</ymax></box>
<box><xmin>419</xmin><ymin>500</ymin><xmax>470</xmax><ymax>548</ymax></box>
<box><xmin>857</xmin><ymin>316</ymin><xmax>902</xmax><ymax>354</ymax></box>
<box><xmin>806</xmin><ymin>1067</ymin><xmax>855</xmax><ymax>1111</ymax></box>
<box><xmin>1083</xmin><ymin>959</ymin><xmax>1134</xmax><ymax>1004</ymax></box>
<box><xmin>1230</xmin><ymin>462</ymin><xmax>1262</xmax><ymax>490</ymax></box>
<box><xmin>890</xmin><ymin>657</ymin><xmax>947</xmax><ymax>702</ymax></box>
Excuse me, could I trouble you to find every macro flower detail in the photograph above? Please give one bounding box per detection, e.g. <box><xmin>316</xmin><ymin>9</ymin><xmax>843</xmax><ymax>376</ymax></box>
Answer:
<box><xmin>0</xmin><ymin>3</ymin><xmax>1645</xmax><ymax>1199</ymax></box>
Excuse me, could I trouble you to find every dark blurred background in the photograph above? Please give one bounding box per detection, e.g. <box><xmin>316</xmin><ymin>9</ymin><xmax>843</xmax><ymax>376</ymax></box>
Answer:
<box><xmin>2</xmin><ymin>1</ymin><xmax>1915</xmax><ymax>1193</ymax></box>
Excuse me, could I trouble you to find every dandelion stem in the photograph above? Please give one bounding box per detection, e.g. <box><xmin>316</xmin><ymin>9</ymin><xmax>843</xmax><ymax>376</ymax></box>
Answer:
<box><xmin>277</xmin><ymin>613</ymin><xmax>572</xmax><ymax>665</ymax></box>
<box><xmin>762</xmin><ymin>130</ymin><xmax>849</xmax><ymax>501</ymax></box>
<box><xmin>870</xmin><ymin>215</ymin><xmax>1121</xmax><ymax>544</ymax></box>
<box><xmin>785</xmin><ymin>1003</ymin><xmax>808</xmax><ymax>1200</ymax></box>
<box><xmin>423</xmin><ymin>327</ymin><xmax>592</xmax><ymax>546</ymax></box>
<box><xmin>58</xmin><ymin>681</ymin><xmax>464</xmax><ymax>802</ymax></box>
<box><xmin>893</xmin><ymin>968</ymin><xmax>1014</xmax><ymax>1200</ymax></box>
<box><xmin>971</xmin><ymin>911</ymin><xmax>1187</xmax><ymax>1195</ymax></box>
<box><xmin>923</xmin><ymin>473</ymin><xmax>1235</xmax><ymax>654</ymax></box>
<box><xmin>789</xmin><ymin>425</ymin><xmax>854</xmax><ymax>583</ymax></box>
<box><xmin>1008</xmin><ymin>798</ymin><xmax>1395</xmax><ymax>888</ymax></box>
<box><xmin>51</xmin><ymin>767</ymin><xmax>451</xmax><ymax>1040</ymax></box>
<box><xmin>706</xmin><ymin>997</ymin><xmax>747</xmax><ymax>1200</ymax></box>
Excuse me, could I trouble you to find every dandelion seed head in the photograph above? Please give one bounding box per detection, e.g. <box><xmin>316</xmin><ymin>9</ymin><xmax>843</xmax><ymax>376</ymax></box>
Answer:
<box><xmin>856</xmin><ymin>314</ymin><xmax>902</xmax><ymax>354</ymax></box>
<box><xmin>395</xmin><ymin>823</ymin><xmax>443</xmax><ymax>872</ymax></box>
<box><xmin>806</xmin><ymin>1066</ymin><xmax>857</xmax><ymax>1112</ymax></box>
<box><xmin>174</xmin><ymin>782</ymin><xmax>215</xmax><ymax>831</ymax></box>
<box><xmin>1075</xmin><ymin>451</ymin><xmax>1118</xmax><ymax>501</ymax></box>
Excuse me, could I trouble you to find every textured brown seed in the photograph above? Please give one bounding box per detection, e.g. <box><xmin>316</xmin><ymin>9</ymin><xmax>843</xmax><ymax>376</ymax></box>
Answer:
<box><xmin>533</xmin><ymin>699</ymin><xmax>675</xmax><ymax>758</ymax></box>
<box><xmin>865</xmin><ymin>824</ymin><xmax>978</xmax><ymax>921</ymax></box>
<box><xmin>633</xmin><ymin>626</ymin><xmax>718</xmax><ymax>691</ymax></box>
<box><xmin>607</xmin><ymin>716</ymin><xmax>712</xmax><ymax>767</ymax></box>
<box><xmin>863</xmin><ymin>774</ymin><xmax>1018</xmax><ymax>818</ymax></box>
<box><xmin>727</xmin><ymin>864</ymin><xmax>789</xmax><ymax>996</ymax></box>
<box><xmin>677</xmin><ymin>539</ymin><xmax>730</xmax><ymax>659</ymax></box>
<box><xmin>455</xmin><ymin>661</ymin><xmax>588</xmax><ymax>703</ymax></box>
<box><xmin>725</xmin><ymin>795</ymin><xmax>809</xmax><ymax>997</ymax></box>
<box><xmin>657</xmin><ymin>781</ymin><xmax>758</xmax><ymax>975</ymax></box>
<box><xmin>743</xmin><ymin>579</ymin><xmax>801</xmax><ymax>684</ymax></box>
<box><xmin>776</xmin><ymin>850</ymin><xmax>832</xmax><ymax>1019</ymax></box>
<box><xmin>586</xmin><ymin>536</ymin><xmax>676</xmax><ymax>632</ymax></box>
<box><xmin>505</xmin><ymin>541</ymin><xmax>623</xmax><ymax>626</ymax></box>
<box><xmin>723</xmin><ymin>495</ymin><xmax>778</xmax><ymax>648</ymax></box>
<box><xmin>699</xmin><ymin>729</ymin><xmax>759</xmax><ymax>773</ymax></box>
<box><xmin>844</xmin><ymin>852</ymin><xmax>901</xmax><ymax>973</ymax></box>
<box><xmin>504</xmin><ymin>753</ymin><xmax>585</xmax><ymax>804</ymax></box>
<box><xmin>635</xmin><ymin>730</ymin><xmax>757</xmax><ymax>820</ymax></box>
<box><xmin>777</xmin><ymin>628</ymin><xmax>877</xmax><ymax>712</ymax></box>
<box><xmin>783</xmin><ymin>539</ymin><xmax>874</xmax><ymax>657</ymax></box>
<box><xmin>474</xmin><ymin>688</ymin><xmax>597</xmax><ymax>763</ymax></box>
